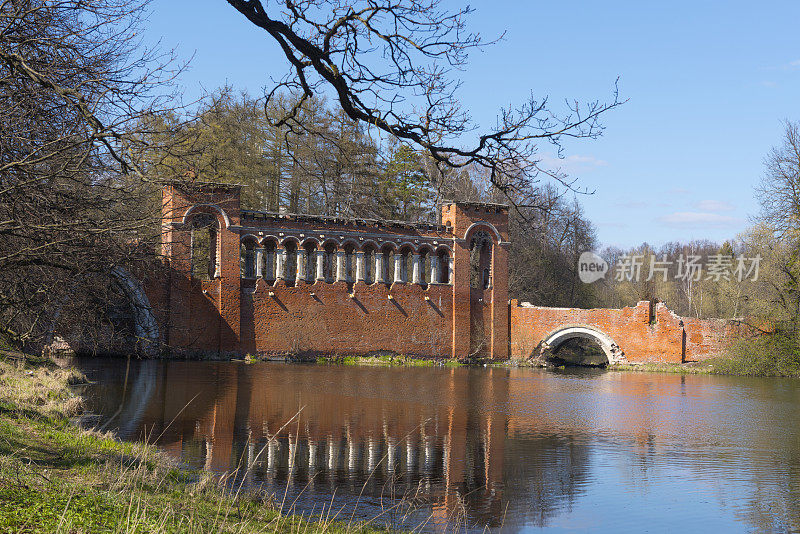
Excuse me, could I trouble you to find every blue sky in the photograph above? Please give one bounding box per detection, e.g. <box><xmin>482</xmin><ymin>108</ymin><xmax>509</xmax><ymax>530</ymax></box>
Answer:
<box><xmin>144</xmin><ymin>1</ymin><xmax>800</xmax><ymax>248</ymax></box>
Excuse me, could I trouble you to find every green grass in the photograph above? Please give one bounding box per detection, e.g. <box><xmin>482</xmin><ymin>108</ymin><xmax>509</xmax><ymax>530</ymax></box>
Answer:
<box><xmin>0</xmin><ymin>352</ymin><xmax>393</xmax><ymax>533</ymax></box>
<box><xmin>709</xmin><ymin>332</ymin><xmax>800</xmax><ymax>377</ymax></box>
<box><xmin>316</xmin><ymin>353</ymin><xmax>462</xmax><ymax>367</ymax></box>
<box><xmin>607</xmin><ymin>333</ymin><xmax>800</xmax><ymax>378</ymax></box>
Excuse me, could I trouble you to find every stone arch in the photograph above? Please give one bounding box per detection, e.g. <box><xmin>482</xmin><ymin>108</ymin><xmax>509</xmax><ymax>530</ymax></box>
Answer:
<box><xmin>259</xmin><ymin>235</ymin><xmax>280</xmax><ymax>247</ymax></box>
<box><xmin>541</xmin><ymin>325</ymin><xmax>627</xmax><ymax>364</ymax></box>
<box><xmin>361</xmin><ymin>239</ymin><xmax>381</xmax><ymax>251</ymax></box>
<box><xmin>463</xmin><ymin>221</ymin><xmax>502</xmax><ymax>243</ymax></box>
<box><xmin>109</xmin><ymin>267</ymin><xmax>159</xmax><ymax>356</ymax></box>
<box><xmin>182</xmin><ymin>203</ymin><xmax>231</xmax><ymax>229</ymax></box>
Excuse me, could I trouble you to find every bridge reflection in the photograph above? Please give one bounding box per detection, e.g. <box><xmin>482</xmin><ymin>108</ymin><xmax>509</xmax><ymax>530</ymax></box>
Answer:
<box><xmin>83</xmin><ymin>361</ymin><xmax>593</xmax><ymax>529</ymax></box>
<box><xmin>79</xmin><ymin>360</ymin><xmax>800</xmax><ymax>532</ymax></box>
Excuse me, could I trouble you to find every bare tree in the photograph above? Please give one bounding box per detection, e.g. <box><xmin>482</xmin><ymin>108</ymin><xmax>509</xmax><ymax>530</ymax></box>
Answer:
<box><xmin>758</xmin><ymin>120</ymin><xmax>800</xmax><ymax>241</ymax></box>
<box><xmin>0</xmin><ymin>0</ymin><xmax>185</xmax><ymax>351</ymax></box>
<box><xmin>225</xmin><ymin>0</ymin><xmax>622</xmax><ymax>205</ymax></box>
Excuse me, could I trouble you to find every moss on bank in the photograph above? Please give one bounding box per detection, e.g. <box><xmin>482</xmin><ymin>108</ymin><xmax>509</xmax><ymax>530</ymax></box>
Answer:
<box><xmin>0</xmin><ymin>352</ymin><xmax>391</xmax><ymax>533</ymax></box>
<box><xmin>315</xmin><ymin>353</ymin><xmax>463</xmax><ymax>367</ymax></box>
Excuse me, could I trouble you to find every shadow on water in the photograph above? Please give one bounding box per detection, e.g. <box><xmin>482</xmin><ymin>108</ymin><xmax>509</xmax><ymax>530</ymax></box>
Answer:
<box><xmin>547</xmin><ymin>337</ymin><xmax>609</xmax><ymax>368</ymax></box>
<box><xmin>73</xmin><ymin>357</ymin><xmax>800</xmax><ymax>533</ymax></box>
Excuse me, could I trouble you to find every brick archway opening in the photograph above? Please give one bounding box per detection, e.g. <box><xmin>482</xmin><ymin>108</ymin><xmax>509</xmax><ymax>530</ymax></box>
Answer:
<box><xmin>542</xmin><ymin>326</ymin><xmax>626</xmax><ymax>366</ymax></box>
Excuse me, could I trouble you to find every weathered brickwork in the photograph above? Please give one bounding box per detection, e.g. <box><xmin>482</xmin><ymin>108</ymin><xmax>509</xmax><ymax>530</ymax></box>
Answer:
<box><xmin>150</xmin><ymin>182</ymin><xmax>753</xmax><ymax>362</ymax></box>
<box><xmin>509</xmin><ymin>300</ymin><xmax>759</xmax><ymax>363</ymax></box>
<box><xmin>152</xmin><ymin>182</ymin><xmax>509</xmax><ymax>359</ymax></box>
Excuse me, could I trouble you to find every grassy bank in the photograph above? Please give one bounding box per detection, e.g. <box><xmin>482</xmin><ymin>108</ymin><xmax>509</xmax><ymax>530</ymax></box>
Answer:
<box><xmin>0</xmin><ymin>352</ymin><xmax>391</xmax><ymax>533</ymax></box>
<box><xmin>608</xmin><ymin>334</ymin><xmax>800</xmax><ymax>378</ymax></box>
<box><xmin>314</xmin><ymin>353</ymin><xmax>463</xmax><ymax>367</ymax></box>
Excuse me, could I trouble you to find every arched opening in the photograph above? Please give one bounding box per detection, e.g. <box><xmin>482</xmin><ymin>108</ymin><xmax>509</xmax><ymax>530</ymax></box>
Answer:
<box><xmin>399</xmin><ymin>245</ymin><xmax>414</xmax><ymax>283</ymax></box>
<box><xmin>284</xmin><ymin>240</ymin><xmax>298</xmax><ymax>286</ymax></box>
<box><xmin>323</xmin><ymin>242</ymin><xmax>337</xmax><ymax>283</ymax></box>
<box><xmin>262</xmin><ymin>239</ymin><xmax>277</xmax><ymax>283</ymax></box>
<box><xmin>418</xmin><ymin>247</ymin><xmax>432</xmax><ymax>287</ymax></box>
<box><xmin>549</xmin><ymin>338</ymin><xmax>609</xmax><ymax>367</ymax></box>
<box><xmin>240</xmin><ymin>237</ymin><xmax>258</xmax><ymax>279</ymax></box>
<box><xmin>363</xmin><ymin>244</ymin><xmax>376</xmax><ymax>284</ymax></box>
<box><xmin>468</xmin><ymin>230</ymin><xmax>493</xmax><ymax>357</ymax></box>
<box><xmin>469</xmin><ymin>230</ymin><xmax>492</xmax><ymax>290</ymax></box>
<box><xmin>343</xmin><ymin>243</ymin><xmax>356</xmax><ymax>283</ymax></box>
<box><xmin>541</xmin><ymin>327</ymin><xmax>624</xmax><ymax>367</ymax></box>
<box><xmin>303</xmin><ymin>241</ymin><xmax>317</xmax><ymax>282</ymax></box>
<box><xmin>190</xmin><ymin>213</ymin><xmax>219</xmax><ymax>280</ymax></box>
<box><xmin>381</xmin><ymin>244</ymin><xmax>395</xmax><ymax>285</ymax></box>
<box><xmin>437</xmin><ymin>249</ymin><xmax>450</xmax><ymax>284</ymax></box>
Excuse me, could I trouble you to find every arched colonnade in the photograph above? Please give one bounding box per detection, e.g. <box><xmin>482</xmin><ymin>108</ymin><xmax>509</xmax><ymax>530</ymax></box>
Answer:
<box><xmin>240</xmin><ymin>235</ymin><xmax>453</xmax><ymax>287</ymax></box>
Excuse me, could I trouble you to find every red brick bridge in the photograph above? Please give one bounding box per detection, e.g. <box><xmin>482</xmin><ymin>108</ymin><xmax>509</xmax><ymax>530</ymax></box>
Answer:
<box><xmin>121</xmin><ymin>182</ymin><xmax>752</xmax><ymax>364</ymax></box>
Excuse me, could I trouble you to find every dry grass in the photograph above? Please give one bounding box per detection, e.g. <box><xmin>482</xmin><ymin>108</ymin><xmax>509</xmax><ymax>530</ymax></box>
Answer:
<box><xmin>0</xmin><ymin>352</ymin><xmax>398</xmax><ymax>533</ymax></box>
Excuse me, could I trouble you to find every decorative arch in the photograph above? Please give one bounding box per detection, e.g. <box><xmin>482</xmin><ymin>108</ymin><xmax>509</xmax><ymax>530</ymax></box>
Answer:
<box><xmin>182</xmin><ymin>203</ymin><xmax>231</xmax><ymax>229</ymax></box>
<box><xmin>260</xmin><ymin>235</ymin><xmax>280</xmax><ymax>247</ymax></box>
<box><xmin>463</xmin><ymin>221</ymin><xmax>502</xmax><ymax>243</ymax></box>
<box><xmin>361</xmin><ymin>239</ymin><xmax>381</xmax><ymax>251</ymax></box>
<box><xmin>542</xmin><ymin>325</ymin><xmax>627</xmax><ymax>364</ymax></box>
<box><xmin>240</xmin><ymin>233</ymin><xmax>260</xmax><ymax>246</ymax></box>
<box><xmin>280</xmin><ymin>236</ymin><xmax>301</xmax><ymax>247</ymax></box>
<box><xmin>300</xmin><ymin>236</ymin><xmax>322</xmax><ymax>247</ymax></box>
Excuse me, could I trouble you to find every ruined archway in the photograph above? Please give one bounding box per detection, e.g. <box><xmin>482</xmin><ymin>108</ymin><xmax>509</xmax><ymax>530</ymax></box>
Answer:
<box><xmin>109</xmin><ymin>267</ymin><xmax>160</xmax><ymax>357</ymax></box>
<box><xmin>542</xmin><ymin>325</ymin><xmax>626</xmax><ymax>365</ymax></box>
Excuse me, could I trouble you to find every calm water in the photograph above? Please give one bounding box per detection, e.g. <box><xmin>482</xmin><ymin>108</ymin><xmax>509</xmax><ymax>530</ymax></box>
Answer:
<box><xmin>74</xmin><ymin>358</ymin><xmax>800</xmax><ymax>532</ymax></box>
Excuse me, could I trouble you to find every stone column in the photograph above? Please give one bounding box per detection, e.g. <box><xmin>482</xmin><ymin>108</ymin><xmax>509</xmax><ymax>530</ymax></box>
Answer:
<box><xmin>447</xmin><ymin>255</ymin><xmax>454</xmax><ymax>285</ymax></box>
<box><xmin>336</xmin><ymin>249</ymin><xmax>346</xmax><ymax>282</ymax></box>
<box><xmin>355</xmin><ymin>251</ymin><xmax>365</xmax><ymax>283</ymax></box>
<box><xmin>275</xmin><ymin>247</ymin><xmax>286</xmax><ymax>281</ymax></box>
<box><xmin>393</xmin><ymin>253</ymin><xmax>403</xmax><ymax>283</ymax></box>
<box><xmin>315</xmin><ymin>250</ymin><xmax>325</xmax><ymax>281</ymax></box>
<box><xmin>374</xmin><ymin>252</ymin><xmax>384</xmax><ymax>283</ymax></box>
<box><xmin>255</xmin><ymin>248</ymin><xmax>264</xmax><ymax>278</ymax></box>
<box><xmin>296</xmin><ymin>249</ymin><xmax>307</xmax><ymax>284</ymax></box>
<box><xmin>412</xmin><ymin>253</ymin><xmax>421</xmax><ymax>284</ymax></box>
<box><xmin>264</xmin><ymin>249</ymin><xmax>274</xmax><ymax>280</ymax></box>
<box><xmin>430</xmin><ymin>255</ymin><xmax>440</xmax><ymax>284</ymax></box>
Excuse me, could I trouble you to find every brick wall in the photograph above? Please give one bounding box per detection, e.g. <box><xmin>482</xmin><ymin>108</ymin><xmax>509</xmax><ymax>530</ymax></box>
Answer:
<box><xmin>509</xmin><ymin>299</ymin><xmax>755</xmax><ymax>363</ymax></box>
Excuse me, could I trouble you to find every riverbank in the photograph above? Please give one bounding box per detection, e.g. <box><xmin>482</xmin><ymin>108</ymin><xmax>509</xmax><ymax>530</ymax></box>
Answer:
<box><xmin>315</xmin><ymin>351</ymin><xmax>800</xmax><ymax>378</ymax></box>
<box><xmin>0</xmin><ymin>352</ymin><xmax>390</xmax><ymax>533</ymax></box>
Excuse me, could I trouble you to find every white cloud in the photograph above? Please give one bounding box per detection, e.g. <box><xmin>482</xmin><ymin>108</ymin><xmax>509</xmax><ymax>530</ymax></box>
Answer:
<box><xmin>790</xmin><ymin>59</ymin><xmax>800</xmax><ymax>67</ymax></box>
<box><xmin>658</xmin><ymin>211</ymin><xmax>741</xmax><ymax>228</ymax></box>
<box><xmin>538</xmin><ymin>153</ymin><xmax>609</xmax><ymax>174</ymax></box>
<box><xmin>694</xmin><ymin>199</ymin><xmax>734</xmax><ymax>212</ymax></box>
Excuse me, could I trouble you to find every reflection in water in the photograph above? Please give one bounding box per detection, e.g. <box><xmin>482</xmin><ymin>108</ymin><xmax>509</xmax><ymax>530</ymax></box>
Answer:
<box><xmin>76</xmin><ymin>359</ymin><xmax>800</xmax><ymax>532</ymax></box>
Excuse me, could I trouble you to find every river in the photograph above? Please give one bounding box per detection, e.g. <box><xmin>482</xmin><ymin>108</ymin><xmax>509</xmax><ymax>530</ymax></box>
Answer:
<box><xmin>73</xmin><ymin>358</ymin><xmax>800</xmax><ymax>532</ymax></box>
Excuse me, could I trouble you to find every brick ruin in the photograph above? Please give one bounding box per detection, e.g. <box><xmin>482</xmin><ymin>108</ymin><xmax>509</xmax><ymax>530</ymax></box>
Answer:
<box><xmin>143</xmin><ymin>182</ymin><xmax>753</xmax><ymax>363</ymax></box>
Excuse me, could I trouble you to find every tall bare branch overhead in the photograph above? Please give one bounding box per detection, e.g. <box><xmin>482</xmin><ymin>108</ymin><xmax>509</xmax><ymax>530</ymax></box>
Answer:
<box><xmin>225</xmin><ymin>0</ymin><xmax>623</xmax><ymax>203</ymax></box>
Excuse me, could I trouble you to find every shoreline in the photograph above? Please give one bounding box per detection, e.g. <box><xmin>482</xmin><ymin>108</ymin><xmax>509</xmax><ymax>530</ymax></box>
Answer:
<box><xmin>40</xmin><ymin>345</ymin><xmax>800</xmax><ymax>378</ymax></box>
<box><xmin>0</xmin><ymin>351</ymin><xmax>395</xmax><ymax>533</ymax></box>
